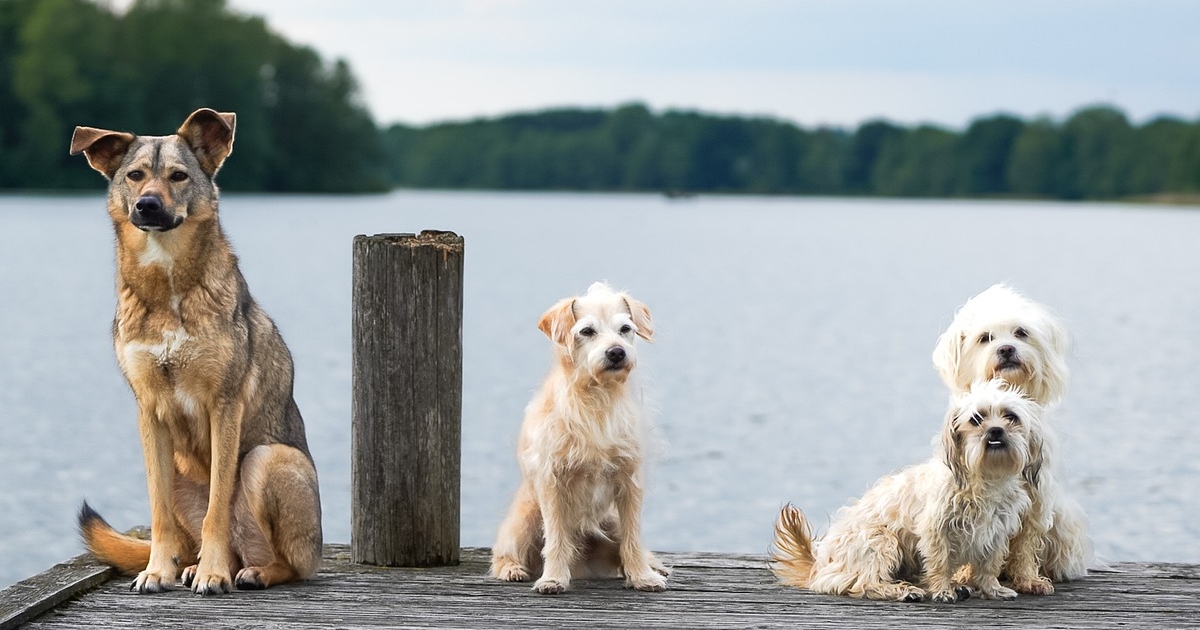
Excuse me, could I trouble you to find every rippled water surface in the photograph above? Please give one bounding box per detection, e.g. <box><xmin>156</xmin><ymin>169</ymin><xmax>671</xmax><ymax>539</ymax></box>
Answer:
<box><xmin>2</xmin><ymin>191</ymin><xmax>1198</xmax><ymax>588</ymax></box>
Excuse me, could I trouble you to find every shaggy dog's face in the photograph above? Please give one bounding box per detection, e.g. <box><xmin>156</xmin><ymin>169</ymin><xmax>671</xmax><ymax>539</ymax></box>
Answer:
<box><xmin>942</xmin><ymin>380</ymin><xmax>1043</xmax><ymax>486</ymax></box>
<box><xmin>933</xmin><ymin>284</ymin><xmax>1069</xmax><ymax>406</ymax></box>
<box><xmin>538</xmin><ymin>282</ymin><xmax>654</xmax><ymax>384</ymax></box>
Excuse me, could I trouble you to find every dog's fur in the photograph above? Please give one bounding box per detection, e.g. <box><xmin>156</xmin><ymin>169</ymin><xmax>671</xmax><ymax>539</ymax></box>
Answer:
<box><xmin>490</xmin><ymin>282</ymin><xmax>669</xmax><ymax>594</ymax></box>
<box><xmin>932</xmin><ymin>284</ymin><xmax>1092</xmax><ymax>583</ymax></box>
<box><xmin>771</xmin><ymin>380</ymin><xmax>1047</xmax><ymax>603</ymax></box>
<box><xmin>69</xmin><ymin>109</ymin><xmax>322</xmax><ymax>595</ymax></box>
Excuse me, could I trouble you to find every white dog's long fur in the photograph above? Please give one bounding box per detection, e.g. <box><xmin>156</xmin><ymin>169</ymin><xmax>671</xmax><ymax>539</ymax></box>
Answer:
<box><xmin>490</xmin><ymin>282</ymin><xmax>669</xmax><ymax>594</ymax></box>
<box><xmin>771</xmin><ymin>380</ymin><xmax>1047</xmax><ymax>603</ymax></box>
<box><xmin>932</xmin><ymin>284</ymin><xmax>1093</xmax><ymax>583</ymax></box>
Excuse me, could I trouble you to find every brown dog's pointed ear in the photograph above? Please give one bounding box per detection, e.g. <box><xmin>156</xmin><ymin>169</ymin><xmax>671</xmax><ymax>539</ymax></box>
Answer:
<box><xmin>176</xmin><ymin>108</ymin><xmax>236</xmax><ymax>176</ymax></box>
<box><xmin>537</xmin><ymin>298</ymin><xmax>576</xmax><ymax>347</ymax></box>
<box><xmin>623</xmin><ymin>296</ymin><xmax>654</xmax><ymax>342</ymax></box>
<box><xmin>70</xmin><ymin>127</ymin><xmax>135</xmax><ymax>180</ymax></box>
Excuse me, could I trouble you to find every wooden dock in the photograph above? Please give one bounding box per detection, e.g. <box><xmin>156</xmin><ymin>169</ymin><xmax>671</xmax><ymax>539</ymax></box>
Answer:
<box><xmin>3</xmin><ymin>546</ymin><xmax>1198</xmax><ymax>629</ymax></box>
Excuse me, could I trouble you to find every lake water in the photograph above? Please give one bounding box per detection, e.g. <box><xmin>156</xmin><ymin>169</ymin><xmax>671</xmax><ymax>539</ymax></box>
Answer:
<box><xmin>1</xmin><ymin>191</ymin><xmax>1198</xmax><ymax>589</ymax></box>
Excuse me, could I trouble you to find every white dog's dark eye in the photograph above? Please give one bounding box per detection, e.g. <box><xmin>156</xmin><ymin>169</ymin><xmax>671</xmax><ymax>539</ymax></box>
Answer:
<box><xmin>968</xmin><ymin>413</ymin><xmax>983</xmax><ymax>426</ymax></box>
<box><xmin>978</xmin><ymin>332</ymin><xmax>993</xmax><ymax>344</ymax></box>
<box><xmin>1014</xmin><ymin>327</ymin><xmax>1028</xmax><ymax>339</ymax></box>
<box><xmin>1004</xmin><ymin>412</ymin><xmax>1021</xmax><ymax>424</ymax></box>
<box><xmin>619</xmin><ymin>324</ymin><xmax>632</xmax><ymax>335</ymax></box>
<box><xmin>579</xmin><ymin>327</ymin><xmax>596</xmax><ymax>337</ymax></box>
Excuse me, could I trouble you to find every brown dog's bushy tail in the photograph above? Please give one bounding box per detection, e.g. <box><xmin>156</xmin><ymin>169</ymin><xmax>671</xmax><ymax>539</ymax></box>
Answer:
<box><xmin>770</xmin><ymin>503</ymin><xmax>818</xmax><ymax>588</ymax></box>
<box><xmin>78</xmin><ymin>502</ymin><xmax>151</xmax><ymax>575</ymax></box>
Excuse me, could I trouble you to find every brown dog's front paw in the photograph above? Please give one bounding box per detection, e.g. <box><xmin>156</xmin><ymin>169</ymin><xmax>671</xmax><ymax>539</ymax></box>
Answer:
<box><xmin>235</xmin><ymin>567</ymin><xmax>268</xmax><ymax>590</ymax></box>
<box><xmin>180</xmin><ymin>564</ymin><xmax>197</xmax><ymax>588</ymax></box>
<box><xmin>190</xmin><ymin>570</ymin><xmax>233</xmax><ymax>596</ymax></box>
<box><xmin>131</xmin><ymin>570</ymin><xmax>175</xmax><ymax>594</ymax></box>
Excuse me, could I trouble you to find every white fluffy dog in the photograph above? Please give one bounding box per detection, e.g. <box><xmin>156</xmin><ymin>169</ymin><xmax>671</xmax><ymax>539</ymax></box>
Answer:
<box><xmin>771</xmin><ymin>380</ymin><xmax>1046</xmax><ymax>603</ymax></box>
<box><xmin>490</xmin><ymin>282</ymin><xmax>669</xmax><ymax>594</ymax></box>
<box><xmin>932</xmin><ymin>283</ymin><xmax>1093</xmax><ymax>583</ymax></box>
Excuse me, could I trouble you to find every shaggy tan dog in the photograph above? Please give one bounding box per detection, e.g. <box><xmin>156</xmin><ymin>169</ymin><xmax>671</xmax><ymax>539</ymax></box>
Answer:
<box><xmin>771</xmin><ymin>380</ymin><xmax>1047</xmax><ymax>603</ymax></box>
<box><xmin>490</xmin><ymin>282</ymin><xmax>669</xmax><ymax>594</ymax></box>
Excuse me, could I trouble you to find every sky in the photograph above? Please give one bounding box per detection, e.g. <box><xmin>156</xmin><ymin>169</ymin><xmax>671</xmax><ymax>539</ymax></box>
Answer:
<box><xmin>120</xmin><ymin>0</ymin><xmax>1200</xmax><ymax>129</ymax></box>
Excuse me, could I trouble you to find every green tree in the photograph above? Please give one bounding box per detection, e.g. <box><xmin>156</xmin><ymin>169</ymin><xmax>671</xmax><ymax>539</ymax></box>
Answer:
<box><xmin>957</xmin><ymin>115</ymin><xmax>1025</xmax><ymax>196</ymax></box>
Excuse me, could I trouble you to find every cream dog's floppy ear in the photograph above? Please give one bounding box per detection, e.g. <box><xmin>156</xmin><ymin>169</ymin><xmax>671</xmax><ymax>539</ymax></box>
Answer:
<box><xmin>932</xmin><ymin>324</ymin><xmax>967</xmax><ymax>392</ymax></box>
<box><xmin>623</xmin><ymin>296</ymin><xmax>654</xmax><ymax>342</ymax></box>
<box><xmin>941</xmin><ymin>405</ymin><xmax>968</xmax><ymax>488</ymax></box>
<box><xmin>1030</xmin><ymin>314</ymin><xmax>1070</xmax><ymax>406</ymax></box>
<box><xmin>537</xmin><ymin>297</ymin><xmax>576</xmax><ymax>347</ymax></box>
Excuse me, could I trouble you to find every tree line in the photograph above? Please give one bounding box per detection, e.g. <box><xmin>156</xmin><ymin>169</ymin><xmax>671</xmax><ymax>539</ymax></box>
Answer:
<box><xmin>384</xmin><ymin>104</ymin><xmax>1200</xmax><ymax>200</ymax></box>
<box><xmin>3</xmin><ymin>0</ymin><xmax>1199</xmax><ymax>199</ymax></box>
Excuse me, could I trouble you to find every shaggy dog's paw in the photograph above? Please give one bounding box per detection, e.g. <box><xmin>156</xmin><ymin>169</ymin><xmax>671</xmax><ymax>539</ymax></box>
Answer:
<box><xmin>648</xmin><ymin>553</ymin><xmax>672</xmax><ymax>577</ymax></box>
<box><xmin>1011</xmin><ymin>576</ymin><xmax>1054</xmax><ymax>596</ymax></box>
<box><xmin>626</xmin><ymin>571</ymin><xmax>668</xmax><ymax>592</ymax></box>
<box><xmin>980</xmin><ymin>585</ymin><xmax>1019</xmax><ymax>601</ymax></box>
<box><xmin>931</xmin><ymin>589</ymin><xmax>960</xmax><ymax>604</ymax></box>
<box><xmin>493</xmin><ymin>563</ymin><xmax>531</xmax><ymax>582</ymax></box>
<box><xmin>533</xmin><ymin>577</ymin><xmax>568</xmax><ymax>594</ymax></box>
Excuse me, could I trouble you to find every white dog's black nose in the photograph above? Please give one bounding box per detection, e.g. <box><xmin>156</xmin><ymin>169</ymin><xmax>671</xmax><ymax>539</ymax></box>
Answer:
<box><xmin>997</xmin><ymin>344</ymin><xmax>1016</xmax><ymax>359</ymax></box>
<box><xmin>987</xmin><ymin>427</ymin><xmax>1004</xmax><ymax>440</ymax></box>
<box><xmin>605</xmin><ymin>346</ymin><xmax>626</xmax><ymax>364</ymax></box>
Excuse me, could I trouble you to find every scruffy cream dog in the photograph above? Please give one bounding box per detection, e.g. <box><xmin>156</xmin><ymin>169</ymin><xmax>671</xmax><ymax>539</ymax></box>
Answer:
<box><xmin>932</xmin><ymin>284</ymin><xmax>1092</xmax><ymax>584</ymax></box>
<box><xmin>490</xmin><ymin>282</ymin><xmax>669</xmax><ymax>594</ymax></box>
<box><xmin>771</xmin><ymin>380</ymin><xmax>1045</xmax><ymax>603</ymax></box>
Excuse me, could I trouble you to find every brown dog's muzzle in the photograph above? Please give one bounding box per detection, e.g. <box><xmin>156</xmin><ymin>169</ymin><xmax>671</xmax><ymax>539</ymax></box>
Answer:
<box><xmin>131</xmin><ymin>194</ymin><xmax>183</xmax><ymax>232</ymax></box>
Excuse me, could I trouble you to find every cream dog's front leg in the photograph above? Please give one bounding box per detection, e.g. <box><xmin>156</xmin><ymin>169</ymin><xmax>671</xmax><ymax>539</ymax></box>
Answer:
<box><xmin>533</xmin><ymin>480</ymin><xmax>576</xmax><ymax>594</ymax></box>
<box><xmin>614</xmin><ymin>469</ymin><xmax>667</xmax><ymax>592</ymax></box>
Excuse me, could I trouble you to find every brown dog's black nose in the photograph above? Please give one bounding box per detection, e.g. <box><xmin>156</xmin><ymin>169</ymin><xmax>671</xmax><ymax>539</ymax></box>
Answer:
<box><xmin>605</xmin><ymin>346</ymin><xmax>626</xmax><ymax>363</ymax></box>
<box><xmin>135</xmin><ymin>195</ymin><xmax>163</xmax><ymax>213</ymax></box>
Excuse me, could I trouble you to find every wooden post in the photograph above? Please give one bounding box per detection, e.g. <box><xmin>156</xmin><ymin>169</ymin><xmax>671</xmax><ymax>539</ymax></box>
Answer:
<box><xmin>351</xmin><ymin>231</ymin><xmax>463</xmax><ymax>566</ymax></box>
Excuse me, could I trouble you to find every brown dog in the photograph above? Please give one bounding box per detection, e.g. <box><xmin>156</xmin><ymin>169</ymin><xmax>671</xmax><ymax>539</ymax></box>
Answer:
<box><xmin>70</xmin><ymin>109</ymin><xmax>322</xmax><ymax>595</ymax></box>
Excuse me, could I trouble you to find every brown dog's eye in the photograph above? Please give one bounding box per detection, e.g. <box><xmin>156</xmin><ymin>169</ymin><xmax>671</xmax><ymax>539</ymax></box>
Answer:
<box><xmin>579</xmin><ymin>327</ymin><xmax>596</xmax><ymax>337</ymax></box>
<box><xmin>978</xmin><ymin>332</ymin><xmax>993</xmax><ymax>344</ymax></box>
<box><xmin>127</xmin><ymin>170</ymin><xmax>144</xmax><ymax>181</ymax></box>
<box><xmin>170</xmin><ymin>171</ymin><xmax>189</xmax><ymax>182</ymax></box>
<box><xmin>1014</xmin><ymin>327</ymin><xmax>1028</xmax><ymax>339</ymax></box>
<box><xmin>968</xmin><ymin>413</ymin><xmax>983</xmax><ymax>426</ymax></box>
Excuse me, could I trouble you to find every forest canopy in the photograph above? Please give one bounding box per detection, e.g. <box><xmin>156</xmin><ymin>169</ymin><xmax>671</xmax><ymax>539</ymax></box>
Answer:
<box><xmin>2</xmin><ymin>0</ymin><xmax>1199</xmax><ymax>199</ymax></box>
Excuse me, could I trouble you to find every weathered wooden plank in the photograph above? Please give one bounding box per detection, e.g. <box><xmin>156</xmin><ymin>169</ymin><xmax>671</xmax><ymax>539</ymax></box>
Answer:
<box><xmin>351</xmin><ymin>232</ymin><xmax>464</xmax><ymax>567</ymax></box>
<box><xmin>0</xmin><ymin>555</ymin><xmax>113</xmax><ymax>630</ymax></box>
<box><xmin>10</xmin><ymin>546</ymin><xmax>1200</xmax><ymax>629</ymax></box>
